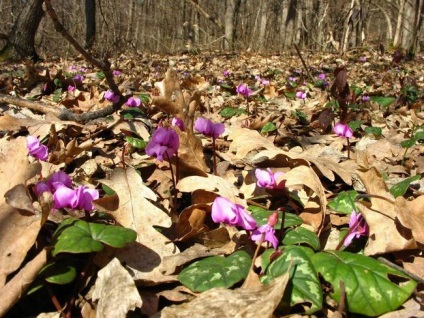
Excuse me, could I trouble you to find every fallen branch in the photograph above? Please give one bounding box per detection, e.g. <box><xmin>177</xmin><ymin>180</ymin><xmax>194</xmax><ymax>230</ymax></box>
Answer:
<box><xmin>0</xmin><ymin>93</ymin><xmax>118</xmax><ymax>123</ymax></box>
<box><xmin>0</xmin><ymin>248</ymin><xmax>49</xmax><ymax>317</ymax></box>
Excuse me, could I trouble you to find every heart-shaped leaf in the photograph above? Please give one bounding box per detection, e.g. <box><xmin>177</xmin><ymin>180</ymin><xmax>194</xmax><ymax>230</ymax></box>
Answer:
<box><xmin>39</xmin><ymin>260</ymin><xmax>78</xmax><ymax>285</ymax></box>
<box><xmin>328</xmin><ymin>190</ymin><xmax>358</xmax><ymax>214</ymax></box>
<box><xmin>311</xmin><ymin>250</ymin><xmax>417</xmax><ymax>316</ymax></box>
<box><xmin>178</xmin><ymin>250</ymin><xmax>251</xmax><ymax>292</ymax></box>
<box><xmin>282</xmin><ymin>227</ymin><xmax>320</xmax><ymax>251</ymax></box>
<box><xmin>52</xmin><ymin>218</ymin><xmax>137</xmax><ymax>256</ymax></box>
<box><xmin>248</xmin><ymin>206</ymin><xmax>302</xmax><ymax>230</ymax></box>
<box><xmin>370</xmin><ymin>96</ymin><xmax>395</xmax><ymax>109</ymax></box>
<box><xmin>389</xmin><ymin>175</ymin><xmax>421</xmax><ymax>198</ymax></box>
<box><xmin>261</xmin><ymin>246</ymin><xmax>322</xmax><ymax>314</ymax></box>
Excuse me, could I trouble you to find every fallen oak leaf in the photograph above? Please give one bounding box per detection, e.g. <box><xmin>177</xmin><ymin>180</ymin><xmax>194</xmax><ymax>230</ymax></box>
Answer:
<box><xmin>394</xmin><ymin>195</ymin><xmax>424</xmax><ymax>245</ymax></box>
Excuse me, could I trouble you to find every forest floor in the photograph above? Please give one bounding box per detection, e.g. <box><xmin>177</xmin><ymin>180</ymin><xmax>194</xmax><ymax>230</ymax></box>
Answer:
<box><xmin>0</xmin><ymin>50</ymin><xmax>423</xmax><ymax>317</ymax></box>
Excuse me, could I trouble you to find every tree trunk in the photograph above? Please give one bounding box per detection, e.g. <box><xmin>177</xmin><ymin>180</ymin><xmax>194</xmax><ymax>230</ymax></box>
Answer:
<box><xmin>84</xmin><ymin>0</ymin><xmax>96</xmax><ymax>49</ymax></box>
<box><xmin>1</xmin><ymin>0</ymin><xmax>44</xmax><ymax>60</ymax></box>
<box><xmin>393</xmin><ymin>0</ymin><xmax>406</xmax><ymax>47</ymax></box>
<box><xmin>257</xmin><ymin>0</ymin><xmax>268</xmax><ymax>51</ymax></box>
<box><xmin>341</xmin><ymin>0</ymin><xmax>355</xmax><ymax>53</ymax></box>
<box><xmin>224</xmin><ymin>0</ymin><xmax>237</xmax><ymax>50</ymax></box>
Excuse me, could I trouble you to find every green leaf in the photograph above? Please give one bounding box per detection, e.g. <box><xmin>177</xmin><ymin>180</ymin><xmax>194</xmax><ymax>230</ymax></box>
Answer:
<box><xmin>39</xmin><ymin>260</ymin><xmax>77</xmax><ymax>285</ymax></box>
<box><xmin>96</xmin><ymin>72</ymin><xmax>105</xmax><ymax>79</ymax></box>
<box><xmin>52</xmin><ymin>219</ymin><xmax>137</xmax><ymax>256</ymax></box>
<box><xmin>284</xmin><ymin>91</ymin><xmax>296</xmax><ymax>100</ymax></box>
<box><xmin>364</xmin><ymin>126</ymin><xmax>382</xmax><ymax>136</ymax></box>
<box><xmin>219</xmin><ymin>107</ymin><xmax>246</xmax><ymax>118</ymax></box>
<box><xmin>219</xmin><ymin>83</ymin><xmax>233</xmax><ymax>89</ymax></box>
<box><xmin>348</xmin><ymin>120</ymin><xmax>362</xmax><ymax>131</ymax></box>
<box><xmin>311</xmin><ymin>250</ymin><xmax>417</xmax><ymax>316</ymax></box>
<box><xmin>261</xmin><ymin>122</ymin><xmax>277</xmax><ymax>134</ymax></box>
<box><xmin>178</xmin><ymin>250</ymin><xmax>251</xmax><ymax>292</ymax></box>
<box><xmin>401</xmin><ymin>137</ymin><xmax>416</xmax><ymax>148</ymax></box>
<box><xmin>136</xmin><ymin>93</ymin><xmax>150</xmax><ymax>104</ymax></box>
<box><xmin>282</xmin><ymin>227</ymin><xmax>320</xmax><ymax>251</ymax></box>
<box><xmin>53</xmin><ymin>78</ymin><xmax>62</xmax><ymax>88</ymax></box>
<box><xmin>261</xmin><ymin>246</ymin><xmax>322</xmax><ymax>314</ymax></box>
<box><xmin>328</xmin><ymin>190</ymin><xmax>358</xmax><ymax>214</ymax></box>
<box><xmin>389</xmin><ymin>175</ymin><xmax>421</xmax><ymax>198</ymax></box>
<box><xmin>125</xmin><ymin>136</ymin><xmax>147</xmax><ymax>149</ymax></box>
<box><xmin>414</xmin><ymin>130</ymin><xmax>424</xmax><ymax>140</ymax></box>
<box><xmin>53</xmin><ymin>88</ymin><xmax>62</xmax><ymax>103</ymax></box>
<box><xmin>248</xmin><ymin>206</ymin><xmax>302</xmax><ymax>230</ymax></box>
<box><xmin>350</xmin><ymin>85</ymin><xmax>363</xmax><ymax>96</ymax></box>
<box><xmin>102</xmin><ymin>184</ymin><xmax>116</xmax><ymax>195</ymax></box>
<box><xmin>370</xmin><ymin>96</ymin><xmax>395</xmax><ymax>109</ymax></box>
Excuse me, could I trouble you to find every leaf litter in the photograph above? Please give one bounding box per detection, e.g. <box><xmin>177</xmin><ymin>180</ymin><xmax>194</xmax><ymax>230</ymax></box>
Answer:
<box><xmin>0</xmin><ymin>50</ymin><xmax>423</xmax><ymax>317</ymax></box>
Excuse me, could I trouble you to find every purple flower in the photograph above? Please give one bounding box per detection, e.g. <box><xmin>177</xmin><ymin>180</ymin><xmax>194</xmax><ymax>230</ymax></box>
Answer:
<box><xmin>104</xmin><ymin>90</ymin><xmax>120</xmax><ymax>103</ymax></box>
<box><xmin>334</xmin><ymin>123</ymin><xmax>353</xmax><ymax>138</ymax></box>
<box><xmin>194</xmin><ymin>117</ymin><xmax>225</xmax><ymax>139</ymax></box>
<box><xmin>255</xmin><ymin>168</ymin><xmax>285</xmax><ymax>189</ymax></box>
<box><xmin>34</xmin><ymin>182</ymin><xmax>50</xmax><ymax>197</ymax></box>
<box><xmin>125</xmin><ymin>96</ymin><xmax>141</xmax><ymax>107</ymax></box>
<box><xmin>288</xmin><ymin>76</ymin><xmax>296</xmax><ymax>82</ymax></box>
<box><xmin>171</xmin><ymin>117</ymin><xmax>185</xmax><ymax>131</ymax></box>
<box><xmin>79</xmin><ymin>67</ymin><xmax>87</xmax><ymax>73</ymax></box>
<box><xmin>261</xmin><ymin>79</ymin><xmax>270</xmax><ymax>85</ymax></box>
<box><xmin>27</xmin><ymin>135</ymin><xmax>49</xmax><ymax>161</ymax></box>
<box><xmin>223</xmin><ymin>70</ymin><xmax>230</xmax><ymax>77</ymax></box>
<box><xmin>68</xmin><ymin>85</ymin><xmax>76</xmax><ymax>92</ymax></box>
<box><xmin>113</xmin><ymin>70</ymin><xmax>121</xmax><ymax>76</ymax></box>
<box><xmin>344</xmin><ymin>211</ymin><xmax>369</xmax><ymax>247</ymax></box>
<box><xmin>53</xmin><ymin>185</ymin><xmax>78</xmax><ymax>210</ymax></box>
<box><xmin>236</xmin><ymin>83</ymin><xmax>252</xmax><ymax>97</ymax></box>
<box><xmin>296</xmin><ymin>91</ymin><xmax>307</xmax><ymax>99</ymax></box>
<box><xmin>75</xmin><ymin>185</ymin><xmax>99</xmax><ymax>211</ymax></box>
<box><xmin>362</xmin><ymin>95</ymin><xmax>370</xmax><ymax>102</ymax></box>
<box><xmin>251</xmin><ymin>224</ymin><xmax>279</xmax><ymax>249</ymax></box>
<box><xmin>211</xmin><ymin>196</ymin><xmax>257</xmax><ymax>230</ymax></box>
<box><xmin>48</xmin><ymin>171</ymin><xmax>73</xmax><ymax>191</ymax></box>
<box><xmin>73</xmin><ymin>74</ymin><xmax>84</xmax><ymax>82</ymax></box>
<box><xmin>69</xmin><ymin>65</ymin><xmax>77</xmax><ymax>72</ymax></box>
<box><xmin>145</xmin><ymin>127</ymin><xmax>179</xmax><ymax>162</ymax></box>
<box><xmin>317</xmin><ymin>73</ymin><xmax>326</xmax><ymax>80</ymax></box>
<box><xmin>359</xmin><ymin>56</ymin><xmax>367</xmax><ymax>62</ymax></box>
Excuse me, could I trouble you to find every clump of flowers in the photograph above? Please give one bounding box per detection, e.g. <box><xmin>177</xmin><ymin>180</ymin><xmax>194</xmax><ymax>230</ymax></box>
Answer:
<box><xmin>194</xmin><ymin>117</ymin><xmax>225</xmax><ymax>175</ymax></box>
<box><xmin>211</xmin><ymin>196</ymin><xmax>257</xmax><ymax>230</ymax></box>
<box><xmin>236</xmin><ymin>83</ymin><xmax>252</xmax><ymax>97</ymax></box>
<box><xmin>104</xmin><ymin>90</ymin><xmax>120</xmax><ymax>103</ymax></box>
<box><xmin>125</xmin><ymin>96</ymin><xmax>141</xmax><ymax>107</ymax></box>
<box><xmin>27</xmin><ymin>135</ymin><xmax>49</xmax><ymax>161</ymax></box>
<box><xmin>296</xmin><ymin>91</ymin><xmax>307</xmax><ymax>100</ymax></box>
<box><xmin>343</xmin><ymin>211</ymin><xmax>369</xmax><ymax>247</ymax></box>
<box><xmin>145</xmin><ymin>127</ymin><xmax>179</xmax><ymax>162</ymax></box>
<box><xmin>171</xmin><ymin>117</ymin><xmax>185</xmax><ymax>131</ymax></box>
<box><xmin>35</xmin><ymin>171</ymin><xmax>99</xmax><ymax>212</ymax></box>
<box><xmin>255</xmin><ymin>168</ymin><xmax>285</xmax><ymax>189</ymax></box>
<box><xmin>251</xmin><ymin>211</ymin><xmax>279</xmax><ymax>249</ymax></box>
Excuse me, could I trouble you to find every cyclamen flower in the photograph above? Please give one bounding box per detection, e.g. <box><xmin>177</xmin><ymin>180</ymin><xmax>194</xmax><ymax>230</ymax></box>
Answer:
<box><xmin>145</xmin><ymin>127</ymin><xmax>179</xmax><ymax>162</ymax></box>
<box><xmin>362</xmin><ymin>95</ymin><xmax>370</xmax><ymax>102</ymax></box>
<box><xmin>104</xmin><ymin>90</ymin><xmax>120</xmax><ymax>103</ymax></box>
<box><xmin>113</xmin><ymin>70</ymin><xmax>121</xmax><ymax>76</ymax></box>
<box><xmin>255</xmin><ymin>168</ymin><xmax>285</xmax><ymax>189</ymax></box>
<box><xmin>171</xmin><ymin>117</ymin><xmax>185</xmax><ymax>131</ymax></box>
<box><xmin>288</xmin><ymin>76</ymin><xmax>296</xmax><ymax>82</ymax></box>
<box><xmin>223</xmin><ymin>70</ymin><xmax>230</xmax><ymax>77</ymax></box>
<box><xmin>27</xmin><ymin>135</ymin><xmax>49</xmax><ymax>161</ymax></box>
<box><xmin>75</xmin><ymin>185</ymin><xmax>100</xmax><ymax>211</ymax></box>
<box><xmin>359</xmin><ymin>56</ymin><xmax>367</xmax><ymax>62</ymax></box>
<box><xmin>334</xmin><ymin>123</ymin><xmax>353</xmax><ymax>138</ymax></box>
<box><xmin>251</xmin><ymin>212</ymin><xmax>279</xmax><ymax>249</ymax></box>
<box><xmin>194</xmin><ymin>117</ymin><xmax>225</xmax><ymax>139</ymax></box>
<box><xmin>296</xmin><ymin>91</ymin><xmax>307</xmax><ymax>99</ymax></box>
<box><xmin>68</xmin><ymin>85</ymin><xmax>76</xmax><ymax>92</ymax></box>
<box><xmin>317</xmin><ymin>73</ymin><xmax>326</xmax><ymax>80</ymax></box>
<box><xmin>126</xmin><ymin>96</ymin><xmax>141</xmax><ymax>107</ymax></box>
<box><xmin>74</xmin><ymin>74</ymin><xmax>84</xmax><ymax>82</ymax></box>
<box><xmin>344</xmin><ymin>211</ymin><xmax>369</xmax><ymax>247</ymax></box>
<box><xmin>211</xmin><ymin>196</ymin><xmax>257</xmax><ymax>230</ymax></box>
<box><xmin>236</xmin><ymin>83</ymin><xmax>252</xmax><ymax>97</ymax></box>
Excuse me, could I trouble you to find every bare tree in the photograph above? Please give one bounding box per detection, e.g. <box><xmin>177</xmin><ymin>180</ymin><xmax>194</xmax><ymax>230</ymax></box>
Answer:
<box><xmin>84</xmin><ymin>0</ymin><xmax>96</xmax><ymax>49</ymax></box>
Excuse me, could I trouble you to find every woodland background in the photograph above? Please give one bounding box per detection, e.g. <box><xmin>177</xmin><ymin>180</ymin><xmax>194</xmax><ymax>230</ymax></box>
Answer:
<box><xmin>0</xmin><ymin>0</ymin><xmax>424</xmax><ymax>59</ymax></box>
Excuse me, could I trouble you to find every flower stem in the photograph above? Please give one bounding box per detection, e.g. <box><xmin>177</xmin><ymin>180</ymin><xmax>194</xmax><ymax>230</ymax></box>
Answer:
<box><xmin>346</xmin><ymin>137</ymin><xmax>350</xmax><ymax>159</ymax></box>
<box><xmin>335</xmin><ymin>216</ymin><xmax>362</xmax><ymax>251</ymax></box>
<box><xmin>165</xmin><ymin>152</ymin><xmax>178</xmax><ymax>211</ymax></box>
<box><xmin>212</xmin><ymin>137</ymin><xmax>217</xmax><ymax>175</ymax></box>
<box><xmin>249</xmin><ymin>233</ymin><xmax>265</xmax><ymax>274</ymax></box>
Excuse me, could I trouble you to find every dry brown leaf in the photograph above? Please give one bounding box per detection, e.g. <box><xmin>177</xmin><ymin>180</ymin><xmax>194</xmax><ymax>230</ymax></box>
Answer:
<box><xmin>394</xmin><ymin>195</ymin><xmax>424</xmax><ymax>244</ymax></box>
<box><xmin>228</xmin><ymin>128</ymin><xmax>277</xmax><ymax>160</ymax></box>
<box><xmin>177</xmin><ymin>173</ymin><xmax>242</xmax><ymax>204</ymax></box>
<box><xmin>96</xmin><ymin>167</ymin><xmax>179</xmax><ymax>284</ymax></box>
<box><xmin>152</xmin><ymin>271</ymin><xmax>290</xmax><ymax>318</ymax></box>
<box><xmin>176</xmin><ymin>130</ymin><xmax>209</xmax><ymax>176</ymax></box>
<box><xmin>0</xmin><ymin>137</ymin><xmax>43</xmax><ymax>286</ymax></box>
<box><xmin>175</xmin><ymin>205</ymin><xmax>208</xmax><ymax>241</ymax></box>
<box><xmin>92</xmin><ymin>258</ymin><xmax>142</xmax><ymax>318</ymax></box>
<box><xmin>357</xmin><ymin>167</ymin><xmax>417</xmax><ymax>255</ymax></box>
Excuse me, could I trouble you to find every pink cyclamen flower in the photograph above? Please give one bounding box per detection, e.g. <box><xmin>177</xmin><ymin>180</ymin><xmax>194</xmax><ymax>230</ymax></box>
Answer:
<box><xmin>317</xmin><ymin>73</ymin><xmax>326</xmax><ymax>80</ymax></box>
<box><xmin>27</xmin><ymin>135</ymin><xmax>49</xmax><ymax>161</ymax></box>
<box><xmin>48</xmin><ymin>171</ymin><xmax>73</xmax><ymax>191</ymax></box>
<box><xmin>255</xmin><ymin>168</ymin><xmax>285</xmax><ymax>189</ymax></box>
<box><xmin>223</xmin><ymin>70</ymin><xmax>230</xmax><ymax>77</ymax></box>
<box><xmin>362</xmin><ymin>95</ymin><xmax>370</xmax><ymax>102</ymax></box>
<box><xmin>74</xmin><ymin>74</ymin><xmax>84</xmax><ymax>82</ymax></box>
<box><xmin>125</xmin><ymin>96</ymin><xmax>141</xmax><ymax>107</ymax></box>
<box><xmin>75</xmin><ymin>185</ymin><xmax>100</xmax><ymax>211</ymax></box>
<box><xmin>53</xmin><ymin>185</ymin><xmax>78</xmax><ymax>210</ymax></box>
<box><xmin>171</xmin><ymin>117</ymin><xmax>185</xmax><ymax>131</ymax></box>
<box><xmin>236</xmin><ymin>83</ymin><xmax>252</xmax><ymax>97</ymax></box>
<box><xmin>211</xmin><ymin>196</ymin><xmax>257</xmax><ymax>230</ymax></box>
<box><xmin>68</xmin><ymin>85</ymin><xmax>76</xmax><ymax>92</ymax></box>
<box><xmin>296</xmin><ymin>91</ymin><xmax>307</xmax><ymax>99</ymax></box>
<box><xmin>194</xmin><ymin>117</ymin><xmax>225</xmax><ymax>139</ymax></box>
<box><xmin>251</xmin><ymin>211</ymin><xmax>279</xmax><ymax>249</ymax></box>
<box><xmin>288</xmin><ymin>76</ymin><xmax>296</xmax><ymax>82</ymax></box>
<box><xmin>359</xmin><ymin>56</ymin><xmax>367</xmax><ymax>62</ymax></box>
<box><xmin>104</xmin><ymin>90</ymin><xmax>120</xmax><ymax>103</ymax></box>
<box><xmin>343</xmin><ymin>211</ymin><xmax>369</xmax><ymax>247</ymax></box>
<box><xmin>145</xmin><ymin>127</ymin><xmax>180</xmax><ymax>162</ymax></box>
<box><xmin>113</xmin><ymin>70</ymin><xmax>121</xmax><ymax>76</ymax></box>
<box><xmin>334</xmin><ymin>123</ymin><xmax>353</xmax><ymax>138</ymax></box>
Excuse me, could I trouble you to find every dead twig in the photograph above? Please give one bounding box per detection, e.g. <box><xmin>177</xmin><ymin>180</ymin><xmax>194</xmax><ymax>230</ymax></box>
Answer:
<box><xmin>293</xmin><ymin>43</ymin><xmax>315</xmax><ymax>83</ymax></box>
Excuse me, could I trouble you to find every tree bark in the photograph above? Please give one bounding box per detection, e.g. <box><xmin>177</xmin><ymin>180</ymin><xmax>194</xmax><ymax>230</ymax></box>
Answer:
<box><xmin>393</xmin><ymin>0</ymin><xmax>406</xmax><ymax>47</ymax></box>
<box><xmin>1</xmin><ymin>0</ymin><xmax>44</xmax><ymax>60</ymax></box>
<box><xmin>84</xmin><ymin>0</ymin><xmax>96</xmax><ymax>49</ymax></box>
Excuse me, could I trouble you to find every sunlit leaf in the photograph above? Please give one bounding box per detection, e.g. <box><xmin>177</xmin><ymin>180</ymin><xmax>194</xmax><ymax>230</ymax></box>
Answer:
<box><xmin>328</xmin><ymin>190</ymin><xmax>358</xmax><ymax>214</ymax></box>
<box><xmin>125</xmin><ymin>136</ymin><xmax>147</xmax><ymax>149</ymax></box>
<box><xmin>370</xmin><ymin>96</ymin><xmax>395</xmax><ymax>109</ymax></box>
<box><xmin>248</xmin><ymin>205</ymin><xmax>302</xmax><ymax>230</ymax></box>
<box><xmin>389</xmin><ymin>175</ymin><xmax>421</xmax><ymax>198</ymax></box>
<box><xmin>282</xmin><ymin>227</ymin><xmax>320</xmax><ymax>251</ymax></box>
<box><xmin>261</xmin><ymin>122</ymin><xmax>277</xmax><ymax>134</ymax></box>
